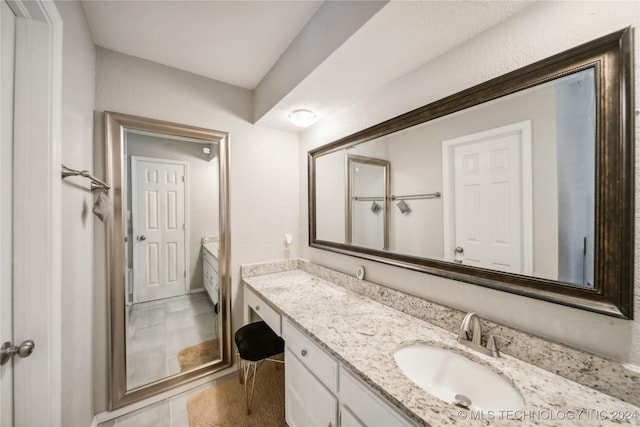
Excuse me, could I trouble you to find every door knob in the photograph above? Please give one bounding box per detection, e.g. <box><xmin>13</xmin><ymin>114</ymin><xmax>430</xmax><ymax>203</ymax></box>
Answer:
<box><xmin>1</xmin><ymin>340</ymin><xmax>35</xmax><ymax>365</ymax></box>
<box><xmin>137</xmin><ymin>235</ymin><xmax>147</xmax><ymax>241</ymax></box>
<box><xmin>455</xmin><ymin>246</ymin><xmax>464</xmax><ymax>253</ymax></box>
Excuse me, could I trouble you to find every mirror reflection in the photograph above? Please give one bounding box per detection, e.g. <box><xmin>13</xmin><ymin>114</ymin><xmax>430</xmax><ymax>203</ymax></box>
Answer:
<box><xmin>347</xmin><ymin>154</ymin><xmax>389</xmax><ymax>250</ymax></box>
<box><xmin>316</xmin><ymin>68</ymin><xmax>596</xmax><ymax>287</ymax></box>
<box><xmin>123</xmin><ymin>130</ymin><xmax>222</xmax><ymax>390</ymax></box>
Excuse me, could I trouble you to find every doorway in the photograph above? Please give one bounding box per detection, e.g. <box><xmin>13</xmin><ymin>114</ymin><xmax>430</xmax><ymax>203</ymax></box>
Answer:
<box><xmin>442</xmin><ymin>121</ymin><xmax>533</xmax><ymax>274</ymax></box>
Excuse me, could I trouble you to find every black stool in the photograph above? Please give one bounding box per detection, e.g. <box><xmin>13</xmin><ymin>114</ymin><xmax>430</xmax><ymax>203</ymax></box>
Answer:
<box><xmin>234</xmin><ymin>321</ymin><xmax>284</xmax><ymax>414</ymax></box>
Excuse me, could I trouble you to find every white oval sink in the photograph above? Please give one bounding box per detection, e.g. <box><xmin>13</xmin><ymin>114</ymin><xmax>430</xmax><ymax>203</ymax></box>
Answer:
<box><xmin>394</xmin><ymin>344</ymin><xmax>524</xmax><ymax>411</ymax></box>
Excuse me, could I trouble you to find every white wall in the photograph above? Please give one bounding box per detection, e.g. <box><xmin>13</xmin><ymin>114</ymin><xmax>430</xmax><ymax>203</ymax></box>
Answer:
<box><xmin>93</xmin><ymin>48</ymin><xmax>300</xmax><ymax>412</ymax></box>
<box><xmin>56</xmin><ymin>1</ymin><xmax>96</xmax><ymax>425</ymax></box>
<box><xmin>300</xmin><ymin>1</ymin><xmax>640</xmax><ymax>365</ymax></box>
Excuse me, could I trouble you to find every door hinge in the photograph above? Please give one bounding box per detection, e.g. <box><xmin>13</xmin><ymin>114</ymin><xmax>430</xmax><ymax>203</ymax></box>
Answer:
<box><xmin>184</xmin><ymin>270</ymin><xmax>186</xmax><ymax>278</ymax></box>
<box><xmin>182</xmin><ymin>175</ymin><xmax>185</xmax><ymax>182</ymax></box>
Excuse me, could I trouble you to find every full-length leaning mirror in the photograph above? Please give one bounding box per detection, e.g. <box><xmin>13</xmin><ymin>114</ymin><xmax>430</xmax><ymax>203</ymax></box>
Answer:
<box><xmin>310</xmin><ymin>28</ymin><xmax>634</xmax><ymax>319</ymax></box>
<box><xmin>105</xmin><ymin>112</ymin><xmax>231</xmax><ymax>408</ymax></box>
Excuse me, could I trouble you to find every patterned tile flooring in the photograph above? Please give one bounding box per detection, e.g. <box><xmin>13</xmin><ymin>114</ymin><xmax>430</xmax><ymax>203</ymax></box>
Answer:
<box><xmin>97</xmin><ymin>380</ymin><xmax>217</xmax><ymax>427</ymax></box>
<box><xmin>126</xmin><ymin>292</ymin><xmax>218</xmax><ymax>389</ymax></box>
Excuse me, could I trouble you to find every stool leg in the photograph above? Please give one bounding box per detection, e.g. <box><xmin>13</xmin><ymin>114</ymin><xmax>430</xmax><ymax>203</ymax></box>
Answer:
<box><xmin>243</xmin><ymin>360</ymin><xmax>258</xmax><ymax>415</ymax></box>
<box><xmin>236</xmin><ymin>352</ymin><xmax>243</xmax><ymax>385</ymax></box>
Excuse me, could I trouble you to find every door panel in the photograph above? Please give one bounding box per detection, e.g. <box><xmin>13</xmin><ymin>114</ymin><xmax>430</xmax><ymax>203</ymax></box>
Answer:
<box><xmin>133</xmin><ymin>158</ymin><xmax>187</xmax><ymax>303</ymax></box>
<box><xmin>444</xmin><ymin>121</ymin><xmax>532</xmax><ymax>275</ymax></box>
<box><xmin>453</xmin><ymin>134</ymin><xmax>522</xmax><ymax>272</ymax></box>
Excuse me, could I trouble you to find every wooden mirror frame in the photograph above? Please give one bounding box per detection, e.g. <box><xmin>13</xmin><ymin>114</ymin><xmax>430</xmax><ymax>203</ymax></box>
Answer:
<box><xmin>105</xmin><ymin>112</ymin><xmax>232</xmax><ymax>409</ymax></box>
<box><xmin>309</xmin><ymin>28</ymin><xmax>634</xmax><ymax>319</ymax></box>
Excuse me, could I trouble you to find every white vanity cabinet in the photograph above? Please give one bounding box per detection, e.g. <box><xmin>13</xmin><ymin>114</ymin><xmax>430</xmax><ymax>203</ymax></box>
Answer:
<box><xmin>285</xmin><ymin>347</ymin><xmax>338</xmax><ymax>427</ymax></box>
<box><xmin>281</xmin><ymin>316</ymin><xmax>415</xmax><ymax>427</ymax></box>
<box><xmin>202</xmin><ymin>248</ymin><xmax>219</xmax><ymax>308</ymax></box>
<box><xmin>339</xmin><ymin>366</ymin><xmax>415</xmax><ymax>427</ymax></box>
<box><xmin>282</xmin><ymin>318</ymin><xmax>338</xmax><ymax>427</ymax></box>
<box><xmin>244</xmin><ymin>286</ymin><xmax>417</xmax><ymax>427</ymax></box>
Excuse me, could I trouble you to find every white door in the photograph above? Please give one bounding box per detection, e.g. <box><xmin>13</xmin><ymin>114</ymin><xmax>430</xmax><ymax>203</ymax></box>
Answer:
<box><xmin>1</xmin><ymin>1</ymin><xmax>62</xmax><ymax>425</ymax></box>
<box><xmin>132</xmin><ymin>157</ymin><xmax>187</xmax><ymax>303</ymax></box>
<box><xmin>442</xmin><ymin>121</ymin><xmax>532</xmax><ymax>274</ymax></box>
<box><xmin>0</xmin><ymin>2</ymin><xmax>16</xmax><ymax>423</ymax></box>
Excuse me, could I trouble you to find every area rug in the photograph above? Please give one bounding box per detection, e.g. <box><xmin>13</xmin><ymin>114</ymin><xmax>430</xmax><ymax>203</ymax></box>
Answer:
<box><xmin>187</xmin><ymin>361</ymin><xmax>285</xmax><ymax>427</ymax></box>
<box><xmin>178</xmin><ymin>339</ymin><xmax>221</xmax><ymax>372</ymax></box>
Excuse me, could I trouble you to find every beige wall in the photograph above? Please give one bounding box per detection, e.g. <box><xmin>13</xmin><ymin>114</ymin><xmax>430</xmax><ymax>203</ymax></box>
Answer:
<box><xmin>57</xmin><ymin>1</ymin><xmax>96</xmax><ymax>425</ymax></box>
<box><xmin>300</xmin><ymin>1</ymin><xmax>640</xmax><ymax>365</ymax></box>
<box><xmin>93</xmin><ymin>48</ymin><xmax>300</xmax><ymax>412</ymax></box>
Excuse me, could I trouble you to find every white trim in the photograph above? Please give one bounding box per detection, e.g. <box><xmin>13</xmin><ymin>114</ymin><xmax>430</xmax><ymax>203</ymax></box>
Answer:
<box><xmin>10</xmin><ymin>0</ymin><xmax>62</xmax><ymax>425</ymax></box>
<box><xmin>442</xmin><ymin>120</ymin><xmax>533</xmax><ymax>274</ymax></box>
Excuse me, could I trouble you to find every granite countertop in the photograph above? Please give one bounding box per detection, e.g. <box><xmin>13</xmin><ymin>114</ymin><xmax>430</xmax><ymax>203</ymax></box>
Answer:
<box><xmin>243</xmin><ymin>269</ymin><xmax>640</xmax><ymax>426</ymax></box>
<box><xmin>202</xmin><ymin>241</ymin><xmax>219</xmax><ymax>259</ymax></box>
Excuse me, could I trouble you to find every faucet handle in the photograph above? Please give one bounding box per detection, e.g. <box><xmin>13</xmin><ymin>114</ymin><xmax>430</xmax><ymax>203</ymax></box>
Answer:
<box><xmin>486</xmin><ymin>334</ymin><xmax>511</xmax><ymax>357</ymax></box>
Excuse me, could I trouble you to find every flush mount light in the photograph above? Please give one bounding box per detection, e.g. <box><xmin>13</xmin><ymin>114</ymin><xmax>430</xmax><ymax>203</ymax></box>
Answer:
<box><xmin>288</xmin><ymin>109</ymin><xmax>316</xmax><ymax>127</ymax></box>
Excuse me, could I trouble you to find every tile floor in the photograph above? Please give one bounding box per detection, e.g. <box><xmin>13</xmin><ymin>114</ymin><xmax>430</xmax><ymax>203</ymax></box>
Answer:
<box><xmin>97</xmin><ymin>379</ymin><xmax>220</xmax><ymax>427</ymax></box>
<box><xmin>126</xmin><ymin>292</ymin><xmax>218</xmax><ymax>389</ymax></box>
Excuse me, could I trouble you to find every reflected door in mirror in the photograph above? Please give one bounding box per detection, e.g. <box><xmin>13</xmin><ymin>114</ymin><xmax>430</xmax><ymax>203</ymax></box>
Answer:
<box><xmin>132</xmin><ymin>158</ymin><xmax>187</xmax><ymax>302</ymax></box>
<box><xmin>443</xmin><ymin>121</ymin><xmax>532</xmax><ymax>275</ymax></box>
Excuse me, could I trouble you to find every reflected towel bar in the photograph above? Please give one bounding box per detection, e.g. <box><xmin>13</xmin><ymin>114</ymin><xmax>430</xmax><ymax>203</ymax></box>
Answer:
<box><xmin>352</xmin><ymin>196</ymin><xmax>385</xmax><ymax>201</ymax></box>
<box><xmin>61</xmin><ymin>164</ymin><xmax>110</xmax><ymax>191</ymax></box>
<box><xmin>390</xmin><ymin>192</ymin><xmax>441</xmax><ymax>200</ymax></box>
<box><xmin>352</xmin><ymin>193</ymin><xmax>441</xmax><ymax>201</ymax></box>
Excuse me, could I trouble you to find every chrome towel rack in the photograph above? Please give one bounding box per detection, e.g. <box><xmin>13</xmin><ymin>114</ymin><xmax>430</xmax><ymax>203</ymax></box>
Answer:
<box><xmin>352</xmin><ymin>192</ymin><xmax>441</xmax><ymax>201</ymax></box>
<box><xmin>390</xmin><ymin>192</ymin><xmax>441</xmax><ymax>200</ymax></box>
<box><xmin>61</xmin><ymin>164</ymin><xmax>110</xmax><ymax>191</ymax></box>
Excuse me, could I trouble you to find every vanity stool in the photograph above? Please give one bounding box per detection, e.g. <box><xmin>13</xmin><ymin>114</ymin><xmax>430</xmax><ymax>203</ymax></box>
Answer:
<box><xmin>234</xmin><ymin>321</ymin><xmax>285</xmax><ymax>414</ymax></box>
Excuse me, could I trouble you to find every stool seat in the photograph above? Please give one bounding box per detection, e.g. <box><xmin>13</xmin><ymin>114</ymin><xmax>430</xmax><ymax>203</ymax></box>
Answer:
<box><xmin>235</xmin><ymin>321</ymin><xmax>284</xmax><ymax>362</ymax></box>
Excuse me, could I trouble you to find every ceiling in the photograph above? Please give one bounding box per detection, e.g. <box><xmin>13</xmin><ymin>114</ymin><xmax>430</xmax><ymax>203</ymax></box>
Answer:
<box><xmin>82</xmin><ymin>1</ymin><xmax>534</xmax><ymax>132</ymax></box>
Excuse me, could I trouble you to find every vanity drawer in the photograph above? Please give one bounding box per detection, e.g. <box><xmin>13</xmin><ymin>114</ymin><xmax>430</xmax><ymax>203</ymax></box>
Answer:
<box><xmin>203</xmin><ymin>250</ymin><xmax>218</xmax><ymax>272</ymax></box>
<box><xmin>282</xmin><ymin>318</ymin><xmax>338</xmax><ymax>393</ymax></box>
<box><xmin>245</xmin><ymin>287</ymin><xmax>281</xmax><ymax>336</ymax></box>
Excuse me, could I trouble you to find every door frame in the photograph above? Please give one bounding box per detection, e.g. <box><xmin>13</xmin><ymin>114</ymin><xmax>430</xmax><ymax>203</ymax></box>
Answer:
<box><xmin>5</xmin><ymin>0</ymin><xmax>62</xmax><ymax>425</ymax></box>
<box><xmin>130</xmin><ymin>156</ymin><xmax>189</xmax><ymax>304</ymax></box>
<box><xmin>442</xmin><ymin>121</ymin><xmax>533</xmax><ymax>274</ymax></box>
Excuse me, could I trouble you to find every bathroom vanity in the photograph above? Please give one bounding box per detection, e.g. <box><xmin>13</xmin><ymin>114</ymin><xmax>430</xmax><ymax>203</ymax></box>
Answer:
<box><xmin>244</xmin><ymin>285</ymin><xmax>415</xmax><ymax>427</ymax></box>
<box><xmin>202</xmin><ymin>241</ymin><xmax>219</xmax><ymax>311</ymax></box>
<box><xmin>242</xmin><ymin>261</ymin><xmax>639</xmax><ymax>426</ymax></box>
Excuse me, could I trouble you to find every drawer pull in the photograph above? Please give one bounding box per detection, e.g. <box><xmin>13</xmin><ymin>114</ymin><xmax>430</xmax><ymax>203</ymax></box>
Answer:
<box><xmin>301</xmin><ymin>349</ymin><xmax>307</xmax><ymax>357</ymax></box>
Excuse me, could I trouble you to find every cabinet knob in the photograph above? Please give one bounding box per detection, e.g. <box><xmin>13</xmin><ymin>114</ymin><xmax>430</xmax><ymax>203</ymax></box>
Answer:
<box><xmin>255</xmin><ymin>305</ymin><xmax>260</xmax><ymax>311</ymax></box>
<box><xmin>301</xmin><ymin>349</ymin><xmax>307</xmax><ymax>357</ymax></box>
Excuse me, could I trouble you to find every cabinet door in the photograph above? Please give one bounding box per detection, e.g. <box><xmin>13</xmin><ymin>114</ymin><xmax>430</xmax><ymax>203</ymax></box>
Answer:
<box><xmin>339</xmin><ymin>366</ymin><xmax>416</xmax><ymax>427</ymax></box>
<box><xmin>340</xmin><ymin>405</ymin><xmax>366</xmax><ymax>427</ymax></box>
<box><xmin>286</xmin><ymin>348</ymin><xmax>338</xmax><ymax>427</ymax></box>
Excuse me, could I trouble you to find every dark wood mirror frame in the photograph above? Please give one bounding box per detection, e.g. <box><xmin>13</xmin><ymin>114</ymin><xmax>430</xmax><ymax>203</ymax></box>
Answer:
<box><xmin>309</xmin><ymin>27</ymin><xmax>634</xmax><ymax>319</ymax></box>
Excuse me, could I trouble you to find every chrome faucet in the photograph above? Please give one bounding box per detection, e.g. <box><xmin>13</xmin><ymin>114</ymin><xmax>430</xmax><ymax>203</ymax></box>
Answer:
<box><xmin>458</xmin><ymin>312</ymin><xmax>483</xmax><ymax>345</ymax></box>
<box><xmin>457</xmin><ymin>312</ymin><xmax>508</xmax><ymax>357</ymax></box>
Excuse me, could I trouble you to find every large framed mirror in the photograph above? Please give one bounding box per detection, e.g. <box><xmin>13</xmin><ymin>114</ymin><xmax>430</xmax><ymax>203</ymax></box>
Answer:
<box><xmin>105</xmin><ymin>112</ymin><xmax>231</xmax><ymax>408</ymax></box>
<box><xmin>309</xmin><ymin>28</ymin><xmax>634</xmax><ymax>319</ymax></box>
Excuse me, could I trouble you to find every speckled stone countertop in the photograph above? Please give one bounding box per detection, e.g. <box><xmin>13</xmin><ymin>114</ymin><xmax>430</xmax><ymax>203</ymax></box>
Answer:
<box><xmin>243</xmin><ymin>269</ymin><xmax>640</xmax><ymax>426</ymax></box>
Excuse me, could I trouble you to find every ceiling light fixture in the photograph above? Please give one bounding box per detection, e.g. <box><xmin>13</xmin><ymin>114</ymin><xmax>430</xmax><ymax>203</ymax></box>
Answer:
<box><xmin>288</xmin><ymin>109</ymin><xmax>316</xmax><ymax>127</ymax></box>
